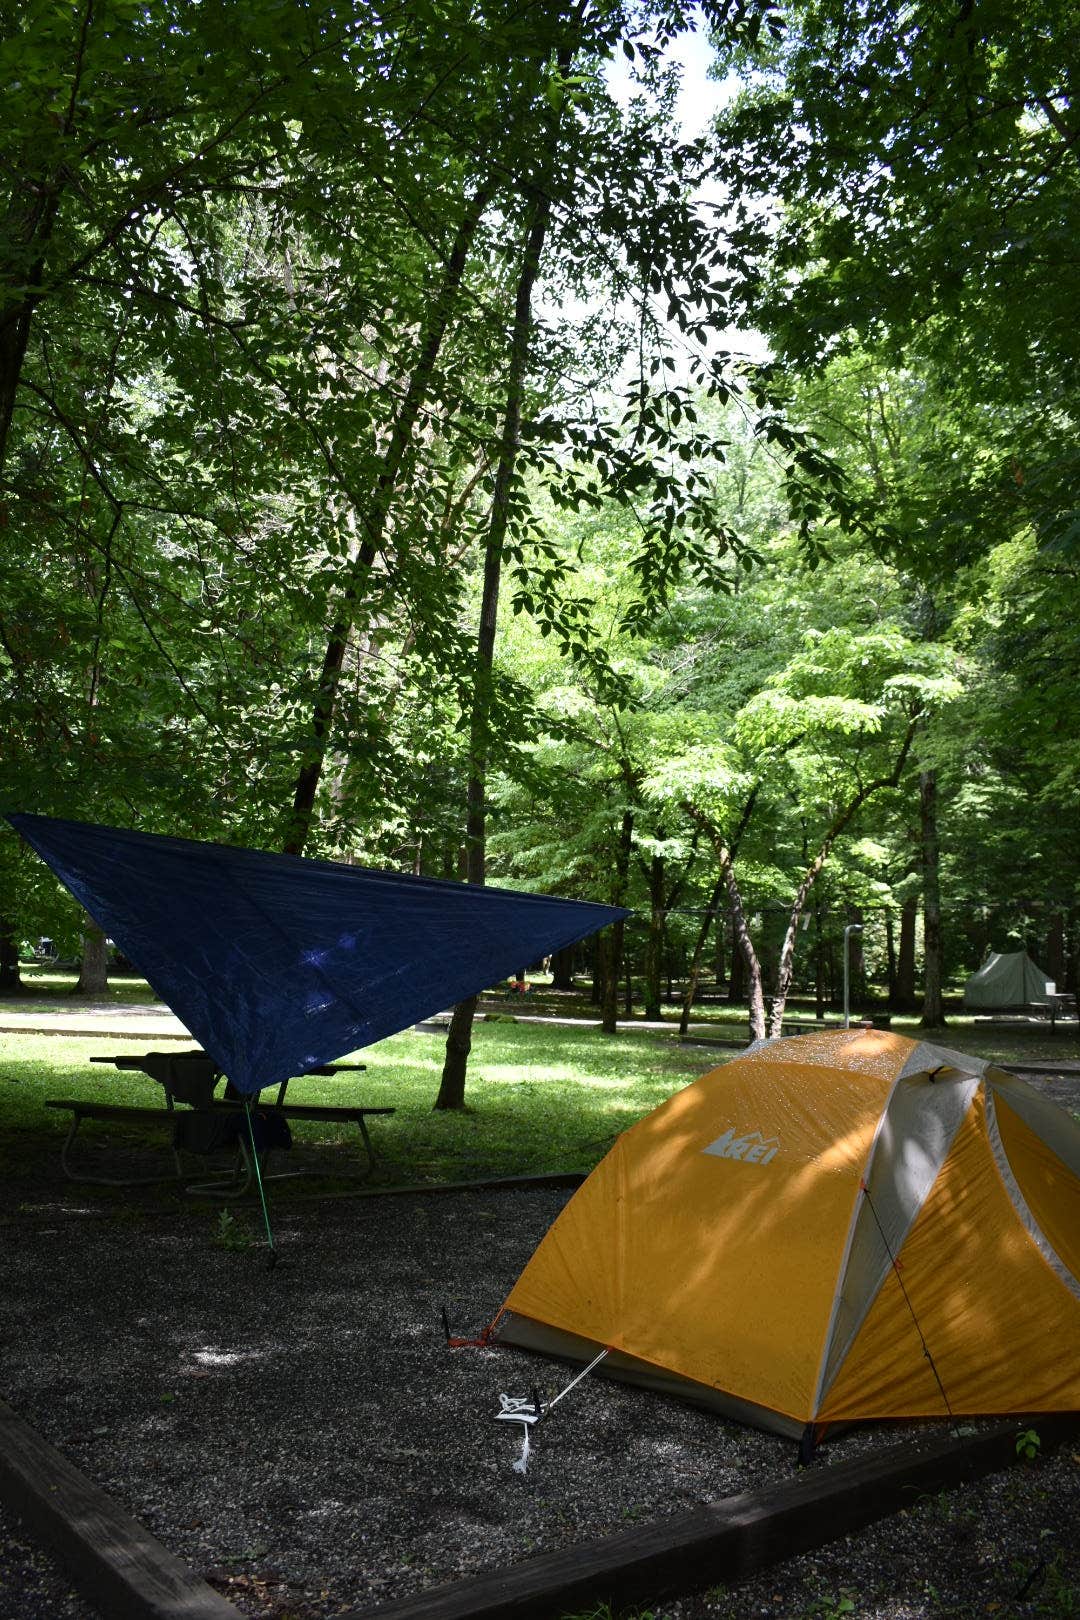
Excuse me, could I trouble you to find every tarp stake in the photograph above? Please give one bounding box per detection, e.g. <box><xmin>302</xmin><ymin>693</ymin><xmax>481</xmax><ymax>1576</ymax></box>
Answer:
<box><xmin>443</xmin><ymin>1305</ymin><xmax>501</xmax><ymax>1348</ymax></box>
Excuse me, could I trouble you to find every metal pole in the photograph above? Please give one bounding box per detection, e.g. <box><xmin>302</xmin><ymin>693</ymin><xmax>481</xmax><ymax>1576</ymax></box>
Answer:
<box><xmin>243</xmin><ymin>1097</ymin><xmax>277</xmax><ymax>1269</ymax></box>
<box><xmin>843</xmin><ymin>923</ymin><xmax>863</xmax><ymax>1028</ymax></box>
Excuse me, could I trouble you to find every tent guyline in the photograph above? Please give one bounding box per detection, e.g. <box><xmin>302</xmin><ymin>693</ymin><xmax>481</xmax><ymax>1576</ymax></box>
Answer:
<box><xmin>857</xmin><ymin>1177</ymin><xmax>956</xmax><ymax>1433</ymax></box>
<box><xmin>493</xmin><ymin>1348</ymin><xmax>612</xmax><ymax>1475</ymax></box>
<box><xmin>442</xmin><ymin>1305</ymin><xmax>612</xmax><ymax>1474</ymax></box>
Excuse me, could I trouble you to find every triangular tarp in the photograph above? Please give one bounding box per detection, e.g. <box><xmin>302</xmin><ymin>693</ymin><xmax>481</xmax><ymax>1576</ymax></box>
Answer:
<box><xmin>963</xmin><ymin>949</ymin><xmax>1054</xmax><ymax>1009</ymax></box>
<box><xmin>494</xmin><ymin>1029</ymin><xmax>1080</xmax><ymax>1438</ymax></box>
<box><xmin>9</xmin><ymin>814</ymin><xmax>627</xmax><ymax>1096</ymax></box>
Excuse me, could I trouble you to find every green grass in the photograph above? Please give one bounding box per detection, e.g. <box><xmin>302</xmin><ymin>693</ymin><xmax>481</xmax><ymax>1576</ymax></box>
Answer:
<box><xmin>359</xmin><ymin>1018</ymin><xmax>708</xmax><ymax>1181</ymax></box>
<box><xmin>0</xmin><ymin>1018</ymin><xmax>708</xmax><ymax>1192</ymax></box>
<box><xmin>2</xmin><ymin>975</ymin><xmax>1075</xmax><ymax>1202</ymax></box>
<box><xmin>8</xmin><ymin>962</ymin><xmax>166</xmax><ymax>1005</ymax></box>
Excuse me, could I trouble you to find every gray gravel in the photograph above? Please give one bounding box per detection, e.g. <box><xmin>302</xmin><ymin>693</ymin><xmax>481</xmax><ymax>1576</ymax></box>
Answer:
<box><xmin>0</xmin><ymin>1074</ymin><xmax>1078</xmax><ymax>1620</ymax></box>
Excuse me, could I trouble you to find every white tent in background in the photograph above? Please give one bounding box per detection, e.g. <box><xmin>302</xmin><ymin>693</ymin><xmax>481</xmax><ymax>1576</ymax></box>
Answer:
<box><xmin>963</xmin><ymin>950</ymin><xmax>1054</xmax><ymax>1010</ymax></box>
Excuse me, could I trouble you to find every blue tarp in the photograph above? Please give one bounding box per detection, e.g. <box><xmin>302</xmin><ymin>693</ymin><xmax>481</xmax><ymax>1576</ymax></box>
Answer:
<box><xmin>8</xmin><ymin>814</ymin><xmax>628</xmax><ymax>1095</ymax></box>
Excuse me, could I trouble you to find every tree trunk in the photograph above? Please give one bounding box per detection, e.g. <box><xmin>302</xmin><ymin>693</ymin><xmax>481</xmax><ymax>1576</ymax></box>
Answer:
<box><xmin>766</xmin><ymin>714</ymin><xmax>919</xmax><ymax>1038</ymax></box>
<box><xmin>72</xmin><ymin>922</ymin><xmax>109</xmax><ymax>997</ymax></box>
<box><xmin>438</xmin><ymin>992</ymin><xmax>479</xmax><ymax>1111</ymax></box>
<box><xmin>728</xmin><ymin>913</ymin><xmax>747</xmax><ymax>1004</ymax></box>
<box><xmin>435</xmin><ymin>176</ymin><xmax>555</xmax><ymax>1110</ymax></box>
<box><xmin>283</xmin><ymin>177</ymin><xmax>497</xmax><ymax>857</ymax></box>
<box><xmin>0</xmin><ymin>918</ymin><xmax>23</xmax><ymax>993</ymax></box>
<box><xmin>813</xmin><ymin>902</ymin><xmax>825</xmax><ymax>1019</ymax></box>
<box><xmin>0</xmin><ymin>188</ymin><xmax>65</xmax><ymax>484</ymax></box>
<box><xmin>679</xmin><ymin>785</ymin><xmax>762</xmax><ymax>1035</ymax></box>
<box><xmin>643</xmin><ymin>853</ymin><xmax>665</xmax><ymax>1020</ymax></box>
<box><xmin>592</xmin><ymin>930</ymin><xmax>610</xmax><ymax>1027</ymax></box>
<box><xmin>726</xmin><ymin>867</ymin><xmax>766</xmax><ymax>1041</ymax></box>
<box><xmin>550</xmin><ymin>944</ymin><xmax>574</xmax><ymax>991</ymax></box>
<box><xmin>919</xmin><ymin>768</ymin><xmax>945</xmax><ymax>1027</ymax></box>
<box><xmin>1046</xmin><ymin>911</ymin><xmax>1066</xmax><ymax>988</ymax></box>
<box><xmin>600</xmin><ymin>930</ymin><xmax>625</xmax><ymax>1033</ymax></box>
<box><xmin>599</xmin><ymin>809</ymin><xmax>633</xmax><ymax>1035</ymax></box>
<box><xmin>0</xmin><ymin>302</ymin><xmax>37</xmax><ymax>482</ymax></box>
<box><xmin>590</xmin><ymin>940</ymin><xmax>602</xmax><ymax>1005</ymax></box>
<box><xmin>678</xmin><ymin>876</ymin><xmax>724</xmax><ymax>1037</ymax></box>
<box><xmin>893</xmin><ymin>896</ymin><xmax>918</xmax><ymax>1010</ymax></box>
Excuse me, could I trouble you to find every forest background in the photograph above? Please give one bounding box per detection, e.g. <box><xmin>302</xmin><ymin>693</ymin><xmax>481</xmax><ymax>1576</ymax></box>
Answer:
<box><xmin>1</xmin><ymin>0</ymin><xmax>1076</xmax><ymax>1100</ymax></box>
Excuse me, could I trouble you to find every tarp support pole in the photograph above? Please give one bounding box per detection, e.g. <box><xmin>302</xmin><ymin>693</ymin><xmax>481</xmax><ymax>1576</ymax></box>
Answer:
<box><xmin>243</xmin><ymin>1099</ymin><xmax>277</xmax><ymax>1269</ymax></box>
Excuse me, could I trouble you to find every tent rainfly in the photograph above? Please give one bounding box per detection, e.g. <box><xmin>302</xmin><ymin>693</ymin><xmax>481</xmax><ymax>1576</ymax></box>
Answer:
<box><xmin>963</xmin><ymin>950</ymin><xmax>1055</xmax><ymax>1010</ymax></box>
<box><xmin>7</xmin><ymin>813</ymin><xmax>628</xmax><ymax>1096</ymax></box>
<box><xmin>491</xmin><ymin>1029</ymin><xmax>1080</xmax><ymax>1442</ymax></box>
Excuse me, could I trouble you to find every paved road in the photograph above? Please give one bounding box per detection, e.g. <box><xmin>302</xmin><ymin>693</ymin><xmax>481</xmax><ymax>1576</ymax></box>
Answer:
<box><xmin>0</xmin><ymin>1000</ymin><xmax>191</xmax><ymax>1039</ymax></box>
<box><xmin>1</xmin><ymin>998</ymin><xmax>739</xmax><ymax>1043</ymax></box>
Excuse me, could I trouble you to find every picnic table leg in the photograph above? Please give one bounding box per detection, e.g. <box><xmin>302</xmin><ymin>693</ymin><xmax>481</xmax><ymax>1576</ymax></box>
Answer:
<box><xmin>57</xmin><ymin>1111</ymin><xmax>85</xmax><ymax>1182</ymax></box>
<box><xmin>355</xmin><ymin>1113</ymin><xmax>377</xmax><ymax>1176</ymax></box>
<box><xmin>180</xmin><ymin>1143</ymin><xmax>252</xmax><ymax>1200</ymax></box>
<box><xmin>57</xmin><ymin>1111</ymin><xmax>185</xmax><ymax>1188</ymax></box>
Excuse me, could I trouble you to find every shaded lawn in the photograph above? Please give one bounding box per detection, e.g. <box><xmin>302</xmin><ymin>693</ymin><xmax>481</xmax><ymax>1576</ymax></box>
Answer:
<box><xmin>4</xmin><ymin>964</ymin><xmax>164</xmax><ymax>1005</ymax></box>
<box><xmin>1</xmin><ymin>996</ymin><xmax>1076</xmax><ymax>1208</ymax></box>
<box><xmin>0</xmin><ymin>1019</ymin><xmax>709</xmax><ymax>1197</ymax></box>
<box><xmin>926</xmin><ymin>1019</ymin><xmax>1080</xmax><ymax>1068</ymax></box>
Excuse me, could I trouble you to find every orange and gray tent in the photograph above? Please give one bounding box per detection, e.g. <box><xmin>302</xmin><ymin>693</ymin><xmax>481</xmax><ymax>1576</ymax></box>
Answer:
<box><xmin>493</xmin><ymin>1030</ymin><xmax>1080</xmax><ymax>1439</ymax></box>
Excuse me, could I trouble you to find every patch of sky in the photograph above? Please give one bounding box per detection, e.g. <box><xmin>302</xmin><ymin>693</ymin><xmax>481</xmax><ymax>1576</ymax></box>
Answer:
<box><xmin>540</xmin><ymin>20</ymin><xmax>770</xmax><ymax>408</ymax></box>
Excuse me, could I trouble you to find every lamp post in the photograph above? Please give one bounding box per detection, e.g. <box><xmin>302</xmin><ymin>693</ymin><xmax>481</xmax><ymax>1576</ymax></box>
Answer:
<box><xmin>843</xmin><ymin>923</ymin><xmax>863</xmax><ymax>1029</ymax></box>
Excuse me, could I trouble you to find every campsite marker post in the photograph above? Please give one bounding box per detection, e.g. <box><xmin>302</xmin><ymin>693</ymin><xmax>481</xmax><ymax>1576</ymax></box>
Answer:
<box><xmin>843</xmin><ymin>923</ymin><xmax>862</xmax><ymax>1028</ymax></box>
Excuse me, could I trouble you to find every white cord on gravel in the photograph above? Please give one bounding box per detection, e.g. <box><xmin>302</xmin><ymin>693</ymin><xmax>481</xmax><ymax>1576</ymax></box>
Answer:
<box><xmin>495</xmin><ymin>1348</ymin><xmax>610</xmax><ymax>1474</ymax></box>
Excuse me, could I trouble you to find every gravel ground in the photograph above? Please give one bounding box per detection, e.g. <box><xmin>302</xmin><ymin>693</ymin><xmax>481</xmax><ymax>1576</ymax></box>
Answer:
<box><xmin>0</xmin><ymin>1073</ymin><xmax>1077</xmax><ymax>1620</ymax></box>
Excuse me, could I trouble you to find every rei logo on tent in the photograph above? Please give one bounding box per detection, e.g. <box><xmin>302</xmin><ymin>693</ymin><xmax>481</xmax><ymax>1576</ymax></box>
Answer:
<box><xmin>703</xmin><ymin>1127</ymin><xmax>780</xmax><ymax>1165</ymax></box>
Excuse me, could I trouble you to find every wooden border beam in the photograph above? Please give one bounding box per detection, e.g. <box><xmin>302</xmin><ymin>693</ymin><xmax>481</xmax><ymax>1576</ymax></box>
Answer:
<box><xmin>345</xmin><ymin>1416</ymin><xmax>1080</xmax><ymax>1620</ymax></box>
<box><xmin>0</xmin><ymin>1399</ymin><xmax>242</xmax><ymax>1620</ymax></box>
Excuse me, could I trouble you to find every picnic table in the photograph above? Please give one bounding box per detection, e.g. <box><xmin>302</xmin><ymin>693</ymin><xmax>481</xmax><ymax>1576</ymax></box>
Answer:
<box><xmin>45</xmin><ymin>1049</ymin><xmax>393</xmax><ymax>1194</ymax></box>
<box><xmin>1038</xmin><ymin>993</ymin><xmax>1078</xmax><ymax>1029</ymax></box>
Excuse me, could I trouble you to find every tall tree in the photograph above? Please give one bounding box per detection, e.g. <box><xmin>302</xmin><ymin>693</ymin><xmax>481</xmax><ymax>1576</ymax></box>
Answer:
<box><xmin>435</xmin><ymin>37</ymin><xmax>572</xmax><ymax>1109</ymax></box>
